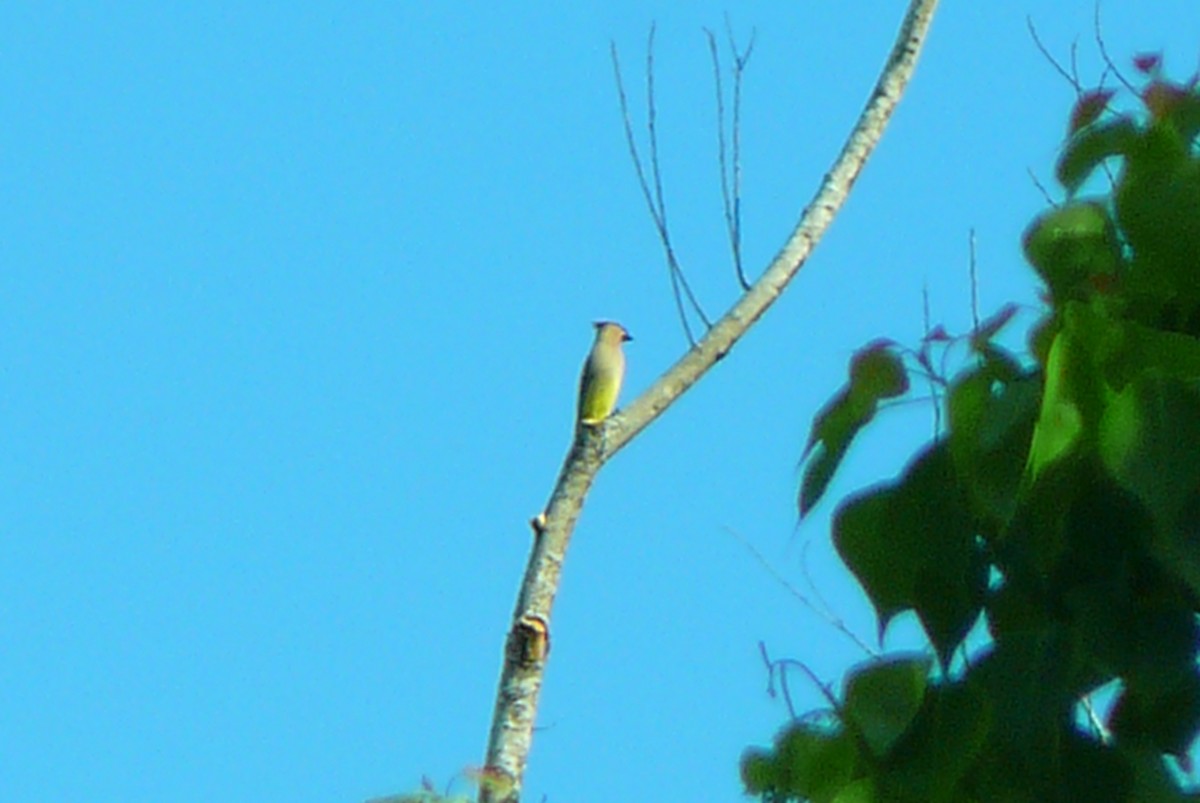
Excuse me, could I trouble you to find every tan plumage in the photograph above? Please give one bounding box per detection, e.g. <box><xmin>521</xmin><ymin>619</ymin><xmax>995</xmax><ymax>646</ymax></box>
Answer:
<box><xmin>577</xmin><ymin>321</ymin><xmax>632</xmax><ymax>425</ymax></box>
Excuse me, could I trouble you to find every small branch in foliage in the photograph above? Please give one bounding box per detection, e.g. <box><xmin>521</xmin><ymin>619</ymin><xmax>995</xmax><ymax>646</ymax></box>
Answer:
<box><xmin>1079</xmin><ymin>694</ymin><xmax>1112</xmax><ymax>745</ymax></box>
<box><xmin>759</xmin><ymin>642</ymin><xmax>844</xmax><ymax>720</ymax></box>
<box><xmin>921</xmin><ymin>284</ymin><xmax>943</xmax><ymax>435</ymax></box>
<box><xmin>759</xmin><ymin>641</ymin><xmax>800</xmax><ymax>718</ymax></box>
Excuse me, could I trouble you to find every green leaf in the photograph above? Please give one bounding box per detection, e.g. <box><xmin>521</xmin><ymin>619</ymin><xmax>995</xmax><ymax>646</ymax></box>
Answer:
<box><xmin>985</xmin><ymin>580</ymin><xmax>1051</xmax><ymax>642</ymax></box>
<box><xmin>1126</xmin><ymin>746</ymin><xmax>1196</xmax><ymax>802</ymax></box>
<box><xmin>1044</xmin><ymin>469</ymin><xmax>1177</xmax><ymax>682</ymax></box>
<box><xmin>1056</xmin><ymin>118</ymin><xmax>1138</xmax><ymax>193</ymax></box>
<box><xmin>849</xmin><ymin>341</ymin><xmax>908</xmax><ymax>398</ymax></box>
<box><xmin>968</xmin><ymin>629</ymin><xmax>1086</xmax><ymax>749</ymax></box>
<box><xmin>843</xmin><ymin>655</ymin><xmax>931</xmax><ymax>758</ymax></box>
<box><xmin>1104</xmin><ymin>317</ymin><xmax>1200</xmax><ymax>385</ymax></box>
<box><xmin>1162</xmin><ymin>83</ymin><xmax>1200</xmax><ymax>144</ymax></box>
<box><xmin>830</xmin><ymin>777</ymin><xmax>877</xmax><ymax>803</ymax></box>
<box><xmin>1056</xmin><ymin>730</ymin><xmax>1134</xmax><ymax>801</ymax></box>
<box><xmin>1022</xmin><ymin>202</ymin><xmax>1121</xmax><ymax>301</ymax></box>
<box><xmin>1028</xmin><ymin>313</ymin><xmax>1056</xmax><ymax>367</ymax></box>
<box><xmin>739</xmin><ymin>748</ymin><xmax>776</xmax><ymax>795</ymax></box>
<box><xmin>834</xmin><ymin>444</ymin><xmax>985</xmax><ymax>663</ymax></box>
<box><xmin>1144</xmin><ymin>79</ymin><xmax>1200</xmax><ymax>144</ymax></box>
<box><xmin>769</xmin><ymin>724</ymin><xmax>859</xmax><ymax>801</ymax></box>
<box><xmin>800</xmin><ymin>341</ymin><xmax>908</xmax><ymax>516</ymax></box>
<box><xmin>1109</xmin><ymin>669</ymin><xmax>1200</xmax><ymax>758</ymax></box>
<box><xmin>881</xmin><ymin>680</ymin><xmax>992</xmax><ymax>802</ymax></box>
<box><xmin>974</xmin><ymin>341</ymin><xmax>1025</xmax><ymax>385</ymax></box>
<box><xmin>1115</xmin><ymin>120</ymin><xmax>1200</xmax><ymax>305</ymax></box>
<box><xmin>948</xmin><ymin>366</ymin><xmax>1040</xmax><ymax>529</ymax></box>
<box><xmin>1067</xmin><ymin>89</ymin><xmax>1115</xmax><ymax>135</ymax></box>
<box><xmin>1096</xmin><ymin>373</ymin><xmax>1200</xmax><ymax>598</ymax></box>
<box><xmin>1025</xmin><ymin>323</ymin><xmax>1089</xmax><ymax>481</ymax></box>
<box><xmin>969</xmin><ymin>303</ymin><xmax>1020</xmax><ymax>352</ymax></box>
<box><xmin>1099</xmin><ymin>375</ymin><xmax>1200</xmax><ymax>528</ymax></box>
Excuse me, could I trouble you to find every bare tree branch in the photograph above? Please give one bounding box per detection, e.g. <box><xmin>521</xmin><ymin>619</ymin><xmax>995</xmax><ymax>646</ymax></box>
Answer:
<box><xmin>1027</xmin><ymin>167</ymin><xmax>1057</xmax><ymax>207</ymax></box>
<box><xmin>758</xmin><ymin>641</ymin><xmax>842</xmax><ymax>720</ymax></box>
<box><xmin>706</xmin><ymin>30</ymin><xmax>733</xmax><ymax>275</ymax></box>
<box><xmin>643</xmin><ymin>27</ymin><xmax>704</xmax><ymax>341</ymax></box>
<box><xmin>1027</xmin><ymin>16</ymin><xmax>1084</xmax><ymax>94</ymax></box>
<box><xmin>725</xmin><ymin>526</ymin><xmax>876</xmax><ymax>656</ymax></box>
<box><xmin>707</xmin><ymin>20</ymin><xmax>756</xmax><ymax>291</ymax></box>
<box><xmin>479</xmin><ymin>2</ymin><xmax>941</xmax><ymax>799</ymax></box>
<box><xmin>609</xmin><ymin>0</ymin><xmax>938</xmax><ymax>454</ymax></box>
<box><xmin>1092</xmin><ymin>2</ymin><xmax>1137</xmax><ymax>94</ymax></box>
<box><xmin>1024</xmin><ymin>15</ymin><xmax>1126</xmax><ymax>199</ymax></box>
<box><xmin>611</xmin><ymin>28</ymin><xmax>711</xmax><ymax>345</ymax></box>
<box><xmin>728</xmin><ymin>19</ymin><xmax>755</xmax><ymax>285</ymax></box>
<box><xmin>969</xmin><ymin>227</ymin><xmax>980</xmax><ymax>333</ymax></box>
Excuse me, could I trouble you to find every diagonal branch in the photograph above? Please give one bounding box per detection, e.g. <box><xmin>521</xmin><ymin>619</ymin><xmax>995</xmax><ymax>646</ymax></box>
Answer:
<box><xmin>608</xmin><ymin>0</ymin><xmax>940</xmax><ymax>456</ymax></box>
<box><xmin>478</xmin><ymin>2</ymin><xmax>940</xmax><ymax>800</ymax></box>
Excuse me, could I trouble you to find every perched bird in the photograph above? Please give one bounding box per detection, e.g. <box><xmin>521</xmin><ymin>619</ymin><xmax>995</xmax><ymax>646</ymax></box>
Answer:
<box><xmin>577</xmin><ymin>321</ymin><xmax>632</xmax><ymax>426</ymax></box>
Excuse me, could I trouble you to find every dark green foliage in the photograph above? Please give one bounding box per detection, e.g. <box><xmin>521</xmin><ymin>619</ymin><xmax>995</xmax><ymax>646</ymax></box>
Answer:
<box><xmin>834</xmin><ymin>446</ymin><xmax>986</xmax><ymax>666</ymax></box>
<box><xmin>1023</xmin><ymin>201</ymin><xmax>1122</xmax><ymax>302</ymax></box>
<box><xmin>1057</xmin><ymin>118</ymin><xmax>1138</xmax><ymax>193</ymax></box>
<box><xmin>799</xmin><ymin>341</ymin><xmax>908</xmax><ymax>516</ymax></box>
<box><xmin>741</xmin><ymin>722</ymin><xmax>859</xmax><ymax>801</ymax></box>
<box><xmin>843</xmin><ymin>655</ymin><xmax>932</xmax><ymax>758</ymax></box>
<box><xmin>750</xmin><ymin>64</ymin><xmax>1200</xmax><ymax>801</ymax></box>
<box><xmin>947</xmin><ymin>346</ymin><xmax>1039</xmax><ymax>528</ymax></box>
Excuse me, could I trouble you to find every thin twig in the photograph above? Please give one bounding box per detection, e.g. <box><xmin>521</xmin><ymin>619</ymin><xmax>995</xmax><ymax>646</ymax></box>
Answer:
<box><xmin>1092</xmin><ymin>2</ymin><xmax>1137</xmax><ymax>94</ymax></box>
<box><xmin>1080</xmin><ymin>693</ymin><xmax>1112</xmax><ymax>744</ymax></box>
<box><xmin>645</xmin><ymin>25</ymin><xmax>666</xmax><ymax>234</ymax></box>
<box><xmin>611</xmin><ymin>42</ymin><xmax>662</xmax><ymax>237</ymax></box>
<box><xmin>728</xmin><ymin>19</ymin><xmax>750</xmax><ymax>290</ymax></box>
<box><xmin>705</xmin><ymin>17</ymin><xmax>753</xmax><ymax>291</ymax></box>
<box><xmin>759</xmin><ymin>642</ymin><xmax>842</xmax><ymax>720</ymax></box>
<box><xmin>726</xmin><ymin>526</ymin><xmax>876</xmax><ymax>656</ymax></box>
<box><xmin>646</xmin><ymin>26</ymin><xmax>711</xmax><ymax>335</ymax></box>
<box><xmin>969</xmin><ymin>228</ymin><xmax>980</xmax><ymax>333</ymax></box>
<box><xmin>1026</xmin><ymin>17</ymin><xmax>1083</xmax><ymax>94</ymax></box>
<box><xmin>1088</xmin><ymin>6</ymin><xmax>1133</xmax><ymax>194</ymax></box>
<box><xmin>705</xmin><ymin>29</ymin><xmax>740</xmax><ymax>288</ymax></box>
<box><xmin>922</xmin><ymin>284</ymin><xmax>942</xmax><ymax>435</ymax></box>
<box><xmin>611</xmin><ymin>36</ymin><xmax>693</xmax><ymax>343</ymax></box>
<box><xmin>1027</xmin><ymin>12</ymin><xmax>1127</xmax><ymax>195</ymax></box>
<box><xmin>1027</xmin><ymin>167</ymin><xmax>1057</xmax><ymax>207</ymax></box>
<box><xmin>759</xmin><ymin>641</ymin><xmax>799</xmax><ymax>718</ymax></box>
<box><xmin>798</xmin><ymin>540</ymin><xmax>838</xmax><ymax>630</ymax></box>
<box><xmin>611</xmin><ymin>32</ymin><xmax>710</xmax><ymax>345</ymax></box>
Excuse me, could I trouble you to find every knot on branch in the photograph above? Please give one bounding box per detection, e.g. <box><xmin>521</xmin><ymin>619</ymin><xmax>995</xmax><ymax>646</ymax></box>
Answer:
<box><xmin>509</xmin><ymin>614</ymin><xmax>551</xmax><ymax>667</ymax></box>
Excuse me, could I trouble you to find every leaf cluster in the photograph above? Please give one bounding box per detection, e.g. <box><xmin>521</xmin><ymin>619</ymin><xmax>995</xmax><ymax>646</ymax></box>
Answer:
<box><xmin>748</xmin><ymin>63</ymin><xmax>1200</xmax><ymax>802</ymax></box>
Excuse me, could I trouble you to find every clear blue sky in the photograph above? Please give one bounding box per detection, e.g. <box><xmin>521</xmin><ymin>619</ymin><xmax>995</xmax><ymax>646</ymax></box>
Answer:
<box><xmin>2</xmin><ymin>3</ymin><xmax>1199</xmax><ymax>802</ymax></box>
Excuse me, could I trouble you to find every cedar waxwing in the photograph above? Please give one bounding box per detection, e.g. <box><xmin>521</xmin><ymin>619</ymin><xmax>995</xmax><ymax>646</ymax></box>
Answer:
<box><xmin>577</xmin><ymin>321</ymin><xmax>632</xmax><ymax>425</ymax></box>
